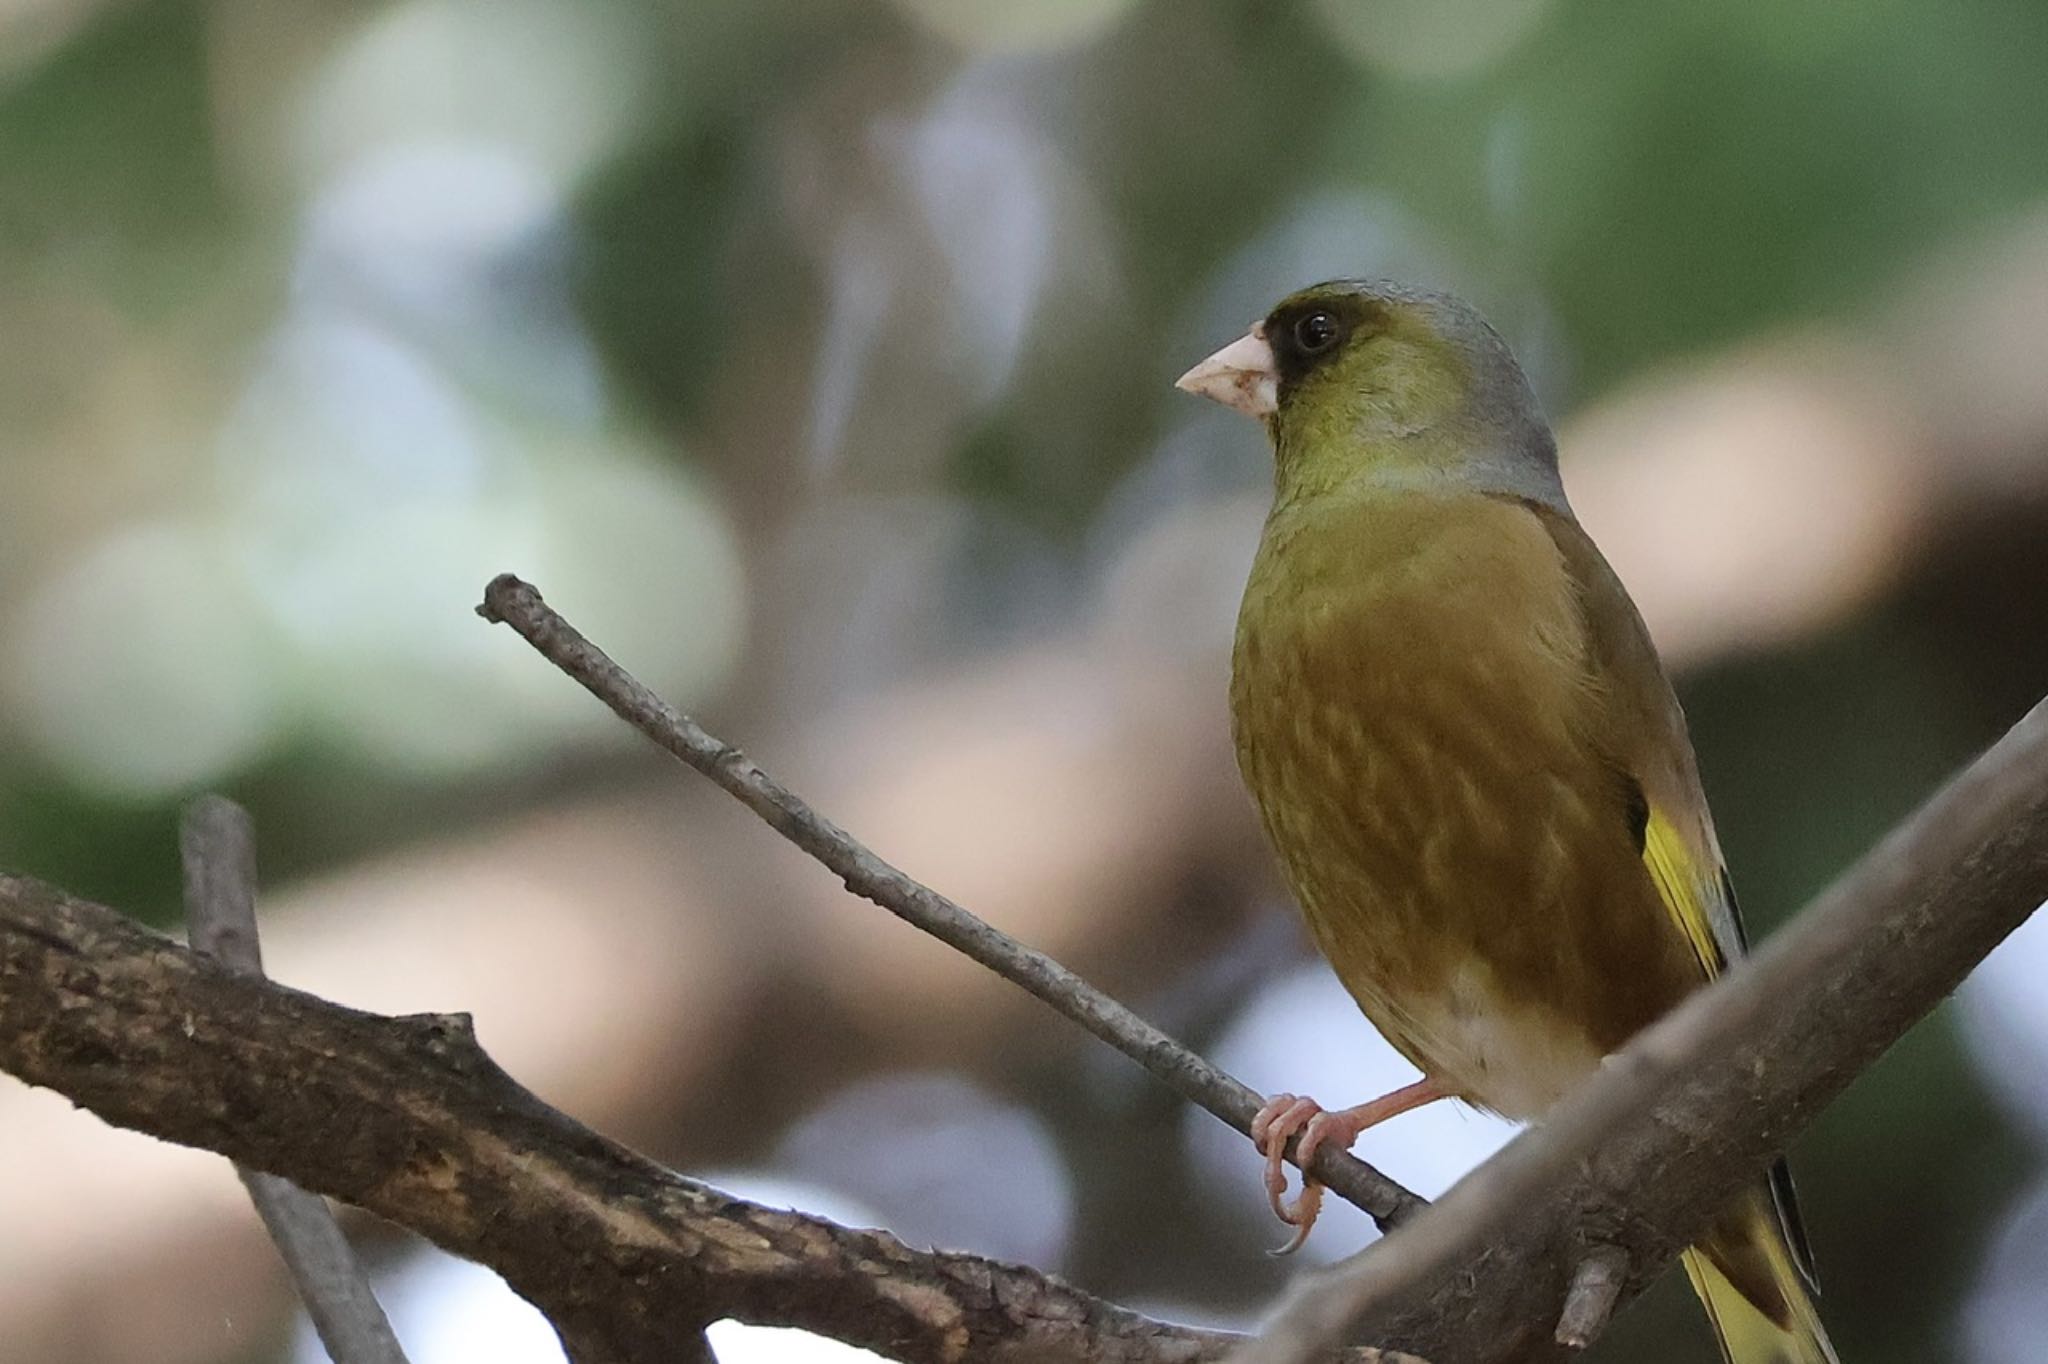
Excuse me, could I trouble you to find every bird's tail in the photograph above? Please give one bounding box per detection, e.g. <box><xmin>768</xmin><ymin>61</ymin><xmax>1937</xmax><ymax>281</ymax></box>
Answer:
<box><xmin>1682</xmin><ymin>1181</ymin><xmax>1839</xmax><ymax>1364</ymax></box>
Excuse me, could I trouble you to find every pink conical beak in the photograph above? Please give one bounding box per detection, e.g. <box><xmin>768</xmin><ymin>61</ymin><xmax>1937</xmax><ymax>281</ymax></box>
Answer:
<box><xmin>1175</xmin><ymin>324</ymin><xmax>1279</xmax><ymax>418</ymax></box>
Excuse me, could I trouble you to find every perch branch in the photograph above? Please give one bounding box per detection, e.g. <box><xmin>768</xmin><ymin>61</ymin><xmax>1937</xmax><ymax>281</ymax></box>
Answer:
<box><xmin>181</xmin><ymin>795</ymin><xmax>412</xmax><ymax>1364</ymax></box>
<box><xmin>476</xmin><ymin>573</ymin><xmax>1424</xmax><ymax>1231</ymax></box>
<box><xmin>1237</xmin><ymin>695</ymin><xmax>2048</xmax><ymax>1364</ymax></box>
<box><xmin>0</xmin><ymin>874</ymin><xmax>1420</xmax><ymax>1364</ymax></box>
<box><xmin>483</xmin><ymin>573</ymin><xmax>2048</xmax><ymax>1363</ymax></box>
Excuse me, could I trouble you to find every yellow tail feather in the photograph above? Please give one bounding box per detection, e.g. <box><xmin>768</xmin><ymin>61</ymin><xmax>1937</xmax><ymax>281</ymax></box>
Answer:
<box><xmin>1682</xmin><ymin>1214</ymin><xmax>1839</xmax><ymax>1364</ymax></box>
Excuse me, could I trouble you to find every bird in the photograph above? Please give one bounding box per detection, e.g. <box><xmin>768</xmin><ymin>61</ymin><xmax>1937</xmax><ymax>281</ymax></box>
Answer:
<box><xmin>1175</xmin><ymin>280</ymin><xmax>1837</xmax><ymax>1364</ymax></box>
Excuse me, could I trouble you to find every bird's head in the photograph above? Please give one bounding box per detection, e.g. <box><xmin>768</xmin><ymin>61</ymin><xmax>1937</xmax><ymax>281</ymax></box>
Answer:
<box><xmin>1177</xmin><ymin>280</ymin><xmax>1564</xmax><ymax>509</ymax></box>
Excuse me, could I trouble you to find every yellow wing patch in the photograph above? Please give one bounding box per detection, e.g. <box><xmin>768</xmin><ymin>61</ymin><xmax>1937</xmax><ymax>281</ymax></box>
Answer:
<box><xmin>1644</xmin><ymin>802</ymin><xmax>1821</xmax><ymax>1291</ymax></box>
<box><xmin>1642</xmin><ymin>807</ymin><xmax>1728</xmax><ymax>980</ymax></box>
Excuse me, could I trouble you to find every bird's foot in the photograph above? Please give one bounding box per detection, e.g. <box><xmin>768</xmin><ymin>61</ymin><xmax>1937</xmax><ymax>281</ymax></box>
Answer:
<box><xmin>1250</xmin><ymin>1077</ymin><xmax>1448</xmax><ymax>1256</ymax></box>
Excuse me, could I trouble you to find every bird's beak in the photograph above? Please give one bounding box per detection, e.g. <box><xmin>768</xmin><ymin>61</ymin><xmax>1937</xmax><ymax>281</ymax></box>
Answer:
<box><xmin>1175</xmin><ymin>324</ymin><xmax>1279</xmax><ymax>419</ymax></box>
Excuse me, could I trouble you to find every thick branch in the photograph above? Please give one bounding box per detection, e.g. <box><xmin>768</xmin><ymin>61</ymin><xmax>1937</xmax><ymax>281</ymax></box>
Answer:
<box><xmin>1240</xmin><ymin>696</ymin><xmax>2048</xmax><ymax>1363</ymax></box>
<box><xmin>0</xmin><ymin>875</ymin><xmax>1417</xmax><ymax>1364</ymax></box>
<box><xmin>476</xmin><ymin>573</ymin><xmax>1424</xmax><ymax>1230</ymax></box>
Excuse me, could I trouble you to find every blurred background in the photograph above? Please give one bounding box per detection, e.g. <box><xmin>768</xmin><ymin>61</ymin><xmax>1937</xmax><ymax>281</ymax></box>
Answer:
<box><xmin>3</xmin><ymin>0</ymin><xmax>2048</xmax><ymax>1360</ymax></box>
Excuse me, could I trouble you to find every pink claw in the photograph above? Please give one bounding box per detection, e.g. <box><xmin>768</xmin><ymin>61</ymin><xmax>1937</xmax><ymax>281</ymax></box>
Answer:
<box><xmin>1246</xmin><ymin>1078</ymin><xmax>1450</xmax><ymax>1254</ymax></box>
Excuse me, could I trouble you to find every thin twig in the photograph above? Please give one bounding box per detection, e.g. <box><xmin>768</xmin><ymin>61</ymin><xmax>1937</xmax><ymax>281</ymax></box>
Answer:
<box><xmin>1552</xmin><ymin>1245</ymin><xmax>1628</xmax><ymax>1350</ymax></box>
<box><xmin>180</xmin><ymin>796</ymin><xmax>412</xmax><ymax>1364</ymax></box>
<box><xmin>1234</xmin><ymin>695</ymin><xmax>2048</xmax><ymax>1364</ymax></box>
<box><xmin>476</xmin><ymin>573</ymin><xmax>1425</xmax><ymax>1231</ymax></box>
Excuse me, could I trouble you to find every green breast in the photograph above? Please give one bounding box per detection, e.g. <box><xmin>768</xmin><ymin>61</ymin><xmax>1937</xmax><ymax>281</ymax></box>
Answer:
<box><xmin>1230</xmin><ymin>488</ymin><xmax>1699</xmax><ymax>1102</ymax></box>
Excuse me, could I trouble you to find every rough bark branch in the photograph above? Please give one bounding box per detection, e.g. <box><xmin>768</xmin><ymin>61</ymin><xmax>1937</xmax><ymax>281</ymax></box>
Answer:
<box><xmin>181</xmin><ymin>795</ymin><xmax>413</xmax><ymax>1364</ymax></box>
<box><xmin>475</xmin><ymin>573</ymin><xmax>1425</xmax><ymax>1232</ymax></box>
<box><xmin>0</xmin><ymin>874</ymin><xmax>1418</xmax><ymax>1364</ymax></box>
<box><xmin>1237</xmin><ymin>696</ymin><xmax>2048</xmax><ymax>1364</ymax></box>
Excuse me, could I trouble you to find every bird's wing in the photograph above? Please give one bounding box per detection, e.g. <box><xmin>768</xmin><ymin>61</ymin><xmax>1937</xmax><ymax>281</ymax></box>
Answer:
<box><xmin>1534</xmin><ymin>504</ymin><xmax>1819</xmax><ymax>1290</ymax></box>
<box><xmin>1640</xmin><ymin>808</ymin><xmax>1744</xmax><ymax>974</ymax></box>
<box><xmin>1533</xmin><ymin>507</ymin><xmax>1747</xmax><ymax>970</ymax></box>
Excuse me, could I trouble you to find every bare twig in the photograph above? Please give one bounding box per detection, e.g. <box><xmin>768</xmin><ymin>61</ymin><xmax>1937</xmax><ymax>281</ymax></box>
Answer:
<box><xmin>1235</xmin><ymin>695</ymin><xmax>2048</xmax><ymax>1364</ymax></box>
<box><xmin>180</xmin><ymin>796</ymin><xmax>412</xmax><ymax>1364</ymax></box>
<box><xmin>0</xmin><ymin>875</ymin><xmax>1418</xmax><ymax>1364</ymax></box>
<box><xmin>475</xmin><ymin>573</ymin><xmax>1425</xmax><ymax>1231</ymax></box>
<box><xmin>1552</xmin><ymin>1246</ymin><xmax>1627</xmax><ymax>1350</ymax></box>
<box><xmin>479</xmin><ymin>574</ymin><xmax>2048</xmax><ymax>1362</ymax></box>
<box><xmin>181</xmin><ymin>796</ymin><xmax>265</xmax><ymax>973</ymax></box>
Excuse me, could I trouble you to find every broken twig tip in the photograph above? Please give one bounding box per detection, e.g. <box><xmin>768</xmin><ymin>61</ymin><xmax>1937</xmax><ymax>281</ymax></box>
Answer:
<box><xmin>479</xmin><ymin>569</ymin><xmax>544</xmax><ymax>622</ymax></box>
<box><xmin>1554</xmin><ymin>1243</ymin><xmax>1630</xmax><ymax>1350</ymax></box>
<box><xmin>477</xmin><ymin>573</ymin><xmax>537</xmax><ymax>624</ymax></box>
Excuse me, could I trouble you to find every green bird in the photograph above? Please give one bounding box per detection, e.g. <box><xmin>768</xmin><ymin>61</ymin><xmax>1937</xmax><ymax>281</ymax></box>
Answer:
<box><xmin>1177</xmin><ymin>280</ymin><xmax>1838</xmax><ymax>1364</ymax></box>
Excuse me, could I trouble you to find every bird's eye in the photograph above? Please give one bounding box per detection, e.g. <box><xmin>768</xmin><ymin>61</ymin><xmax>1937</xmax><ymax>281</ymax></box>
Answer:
<box><xmin>1293</xmin><ymin>310</ymin><xmax>1340</xmax><ymax>354</ymax></box>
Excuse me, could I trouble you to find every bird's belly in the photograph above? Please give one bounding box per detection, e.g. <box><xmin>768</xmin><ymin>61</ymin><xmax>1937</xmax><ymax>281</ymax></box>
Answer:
<box><xmin>1236</xmin><ymin>672</ymin><xmax>1627</xmax><ymax>1114</ymax></box>
<box><xmin>1367</xmin><ymin>962</ymin><xmax>1601</xmax><ymax>1119</ymax></box>
<box><xmin>1230</xmin><ymin>503</ymin><xmax>1690</xmax><ymax>1117</ymax></box>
